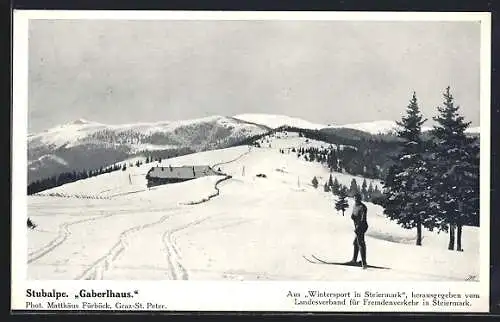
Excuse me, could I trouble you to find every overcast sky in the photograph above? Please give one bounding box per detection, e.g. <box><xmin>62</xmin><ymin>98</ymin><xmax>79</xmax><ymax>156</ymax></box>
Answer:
<box><xmin>28</xmin><ymin>19</ymin><xmax>481</xmax><ymax>133</ymax></box>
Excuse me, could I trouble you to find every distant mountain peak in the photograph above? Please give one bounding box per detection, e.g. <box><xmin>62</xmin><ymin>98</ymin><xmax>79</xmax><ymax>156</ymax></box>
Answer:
<box><xmin>233</xmin><ymin>113</ymin><xmax>326</xmax><ymax>130</ymax></box>
<box><xmin>52</xmin><ymin>118</ymin><xmax>102</xmax><ymax>129</ymax></box>
<box><xmin>327</xmin><ymin>120</ymin><xmax>399</xmax><ymax>135</ymax></box>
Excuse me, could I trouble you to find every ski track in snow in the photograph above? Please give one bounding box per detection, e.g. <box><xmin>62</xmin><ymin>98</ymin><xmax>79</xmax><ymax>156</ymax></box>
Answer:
<box><xmin>76</xmin><ymin>151</ymin><xmax>252</xmax><ymax>280</ymax></box>
<box><xmin>154</xmin><ymin>149</ymin><xmax>253</xmax><ymax>279</ymax></box>
<box><xmin>210</xmin><ymin>148</ymin><xmax>252</xmax><ymax>169</ymax></box>
<box><xmin>161</xmin><ymin>217</ymin><xmax>212</xmax><ymax>280</ymax></box>
<box><xmin>77</xmin><ymin>213</ymin><xmax>213</xmax><ymax>280</ymax></box>
<box><xmin>28</xmin><ymin>213</ymin><xmax>115</xmax><ymax>264</ymax></box>
<box><xmin>182</xmin><ymin>149</ymin><xmax>251</xmax><ymax>205</ymax></box>
<box><xmin>78</xmin><ymin>208</ymin><xmax>181</xmax><ymax>280</ymax></box>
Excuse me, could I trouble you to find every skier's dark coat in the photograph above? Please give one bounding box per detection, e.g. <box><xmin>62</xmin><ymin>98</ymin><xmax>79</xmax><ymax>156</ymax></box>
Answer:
<box><xmin>351</xmin><ymin>203</ymin><xmax>368</xmax><ymax>233</ymax></box>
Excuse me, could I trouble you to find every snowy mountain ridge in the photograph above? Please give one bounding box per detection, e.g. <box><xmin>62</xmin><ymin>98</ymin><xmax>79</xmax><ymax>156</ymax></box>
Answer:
<box><xmin>327</xmin><ymin>120</ymin><xmax>479</xmax><ymax>135</ymax></box>
<box><xmin>28</xmin><ymin>116</ymin><xmax>269</xmax><ymax>183</ymax></box>
<box><xmin>325</xmin><ymin>120</ymin><xmax>403</xmax><ymax>135</ymax></box>
<box><xmin>233</xmin><ymin>113</ymin><xmax>327</xmax><ymax>130</ymax></box>
<box><xmin>232</xmin><ymin>114</ymin><xmax>480</xmax><ymax>135</ymax></box>
<box><xmin>28</xmin><ymin>113</ymin><xmax>480</xmax><ymax>184</ymax></box>
<box><xmin>32</xmin><ymin>114</ymin><xmax>480</xmax><ymax>148</ymax></box>
<box><xmin>30</xmin><ymin>115</ymin><xmax>266</xmax><ymax>149</ymax></box>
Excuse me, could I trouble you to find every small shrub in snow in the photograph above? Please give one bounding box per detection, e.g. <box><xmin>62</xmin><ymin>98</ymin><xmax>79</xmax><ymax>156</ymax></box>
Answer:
<box><xmin>311</xmin><ymin>176</ymin><xmax>318</xmax><ymax>189</ymax></box>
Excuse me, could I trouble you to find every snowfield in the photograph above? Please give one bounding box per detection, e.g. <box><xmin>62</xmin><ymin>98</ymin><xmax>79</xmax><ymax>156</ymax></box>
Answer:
<box><xmin>255</xmin><ymin>131</ymin><xmax>355</xmax><ymax>151</ymax></box>
<box><xmin>27</xmin><ymin>134</ymin><xmax>479</xmax><ymax>281</ymax></box>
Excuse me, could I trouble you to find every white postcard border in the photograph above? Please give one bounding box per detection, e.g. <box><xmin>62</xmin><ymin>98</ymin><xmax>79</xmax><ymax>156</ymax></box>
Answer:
<box><xmin>11</xmin><ymin>10</ymin><xmax>492</xmax><ymax>313</ymax></box>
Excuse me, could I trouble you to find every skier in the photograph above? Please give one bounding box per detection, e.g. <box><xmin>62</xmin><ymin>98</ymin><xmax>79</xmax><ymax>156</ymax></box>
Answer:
<box><xmin>349</xmin><ymin>192</ymin><xmax>368</xmax><ymax>269</ymax></box>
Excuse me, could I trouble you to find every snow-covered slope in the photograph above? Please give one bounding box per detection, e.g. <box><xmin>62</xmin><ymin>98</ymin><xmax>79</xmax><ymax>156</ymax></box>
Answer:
<box><xmin>233</xmin><ymin>113</ymin><xmax>326</xmax><ymax>130</ymax></box>
<box><xmin>254</xmin><ymin>131</ymin><xmax>356</xmax><ymax>151</ymax></box>
<box><xmin>28</xmin><ymin>133</ymin><xmax>479</xmax><ymax>282</ymax></box>
<box><xmin>38</xmin><ymin>146</ymin><xmax>250</xmax><ymax>199</ymax></box>
<box><xmin>28</xmin><ymin>154</ymin><xmax>69</xmax><ymax>172</ymax></box>
<box><xmin>28</xmin><ymin>113</ymin><xmax>481</xmax><ymax>185</ymax></box>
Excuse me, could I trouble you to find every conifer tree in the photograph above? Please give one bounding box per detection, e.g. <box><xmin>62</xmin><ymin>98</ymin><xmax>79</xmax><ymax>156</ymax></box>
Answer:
<box><xmin>328</xmin><ymin>174</ymin><xmax>334</xmax><ymax>187</ymax></box>
<box><xmin>383</xmin><ymin>91</ymin><xmax>431</xmax><ymax>246</ymax></box>
<box><xmin>429</xmin><ymin>86</ymin><xmax>478</xmax><ymax>250</ymax></box>
<box><xmin>367</xmin><ymin>181</ymin><xmax>374</xmax><ymax>201</ymax></box>
<box><xmin>323</xmin><ymin>182</ymin><xmax>330</xmax><ymax>192</ymax></box>
<box><xmin>331</xmin><ymin>177</ymin><xmax>340</xmax><ymax>195</ymax></box>
<box><xmin>348</xmin><ymin>178</ymin><xmax>359</xmax><ymax>197</ymax></box>
<box><xmin>457</xmin><ymin>139</ymin><xmax>479</xmax><ymax>250</ymax></box>
<box><xmin>311</xmin><ymin>176</ymin><xmax>319</xmax><ymax>189</ymax></box>
<box><xmin>335</xmin><ymin>186</ymin><xmax>349</xmax><ymax>216</ymax></box>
